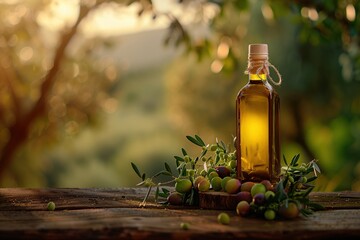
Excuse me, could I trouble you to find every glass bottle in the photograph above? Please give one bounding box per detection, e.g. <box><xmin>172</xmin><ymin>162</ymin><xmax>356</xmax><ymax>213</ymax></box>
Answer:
<box><xmin>236</xmin><ymin>44</ymin><xmax>280</xmax><ymax>183</ymax></box>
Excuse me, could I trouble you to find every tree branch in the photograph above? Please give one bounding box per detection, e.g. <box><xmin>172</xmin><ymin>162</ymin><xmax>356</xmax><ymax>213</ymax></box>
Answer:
<box><xmin>0</xmin><ymin>2</ymin><xmax>99</xmax><ymax>179</ymax></box>
<box><xmin>0</xmin><ymin>51</ymin><xmax>22</xmax><ymax>120</ymax></box>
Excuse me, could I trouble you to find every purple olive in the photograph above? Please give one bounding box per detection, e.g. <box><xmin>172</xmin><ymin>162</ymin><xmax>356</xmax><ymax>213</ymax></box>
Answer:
<box><xmin>253</xmin><ymin>193</ymin><xmax>266</xmax><ymax>205</ymax></box>
<box><xmin>234</xmin><ymin>191</ymin><xmax>252</xmax><ymax>203</ymax></box>
<box><xmin>236</xmin><ymin>201</ymin><xmax>250</xmax><ymax>217</ymax></box>
<box><xmin>260</xmin><ymin>180</ymin><xmax>273</xmax><ymax>191</ymax></box>
<box><xmin>279</xmin><ymin>202</ymin><xmax>299</xmax><ymax>219</ymax></box>
<box><xmin>250</xmin><ymin>183</ymin><xmax>266</xmax><ymax>197</ymax></box>
<box><xmin>215</xmin><ymin>166</ymin><xmax>231</xmax><ymax>178</ymax></box>
<box><xmin>240</xmin><ymin>182</ymin><xmax>255</xmax><ymax>192</ymax></box>
<box><xmin>225</xmin><ymin>178</ymin><xmax>241</xmax><ymax>194</ymax></box>
<box><xmin>167</xmin><ymin>192</ymin><xmax>183</xmax><ymax>205</ymax></box>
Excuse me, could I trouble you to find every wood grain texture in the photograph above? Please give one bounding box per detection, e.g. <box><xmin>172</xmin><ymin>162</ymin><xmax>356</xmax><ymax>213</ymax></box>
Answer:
<box><xmin>0</xmin><ymin>188</ymin><xmax>359</xmax><ymax>240</ymax></box>
<box><xmin>0</xmin><ymin>188</ymin><xmax>159</xmax><ymax>211</ymax></box>
<box><xmin>199</xmin><ymin>190</ymin><xmax>360</xmax><ymax>210</ymax></box>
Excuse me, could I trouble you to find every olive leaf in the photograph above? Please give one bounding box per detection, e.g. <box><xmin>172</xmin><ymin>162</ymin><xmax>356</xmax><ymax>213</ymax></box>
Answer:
<box><xmin>283</xmin><ymin>155</ymin><xmax>288</xmax><ymax>166</ymax></box>
<box><xmin>290</xmin><ymin>154</ymin><xmax>300</xmax><ymax>167</ymax></box>
<box><xmin>164</xmin><ymin>162</ymin><xmax>172</xmax><ymax>174</ymax></box>
<box><xmin>181</xmin><ymin>148</ymin><xmax>188</xmax><ymax>156</ymax></box>
<box><xmin>186</xmin><ymin>135</ymin><xmax>204</xmax><ymax>147</ymax></box>
<box><xmin>131</xmin><ymin>162</ymin><xmax>142</xmax><ymax>179</ymax></box>
<box><xmin>195</xmin><ymin>135</ymin><xmax>206</xmax><ymax>147</ymax></box>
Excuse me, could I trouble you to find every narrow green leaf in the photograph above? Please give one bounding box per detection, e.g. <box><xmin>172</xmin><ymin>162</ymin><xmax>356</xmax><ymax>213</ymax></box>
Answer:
<box><xmin>175</xmin><ymin>160</ymin><xmax>181</xmax><ymax>173</ymax></box>
<box><xmin>189</xmin><ymin>188</ymin><xmax>195</xmax><ymax>205</ymax></box>
<box><xmin>304</xmin><ymin>167</ymin><xmax>314</xmax><ymax>174</ymax></box>
<box><xmin>182</xmin><ymin>191</ymin><xmax>189</xmax><ymax>205</ymax></box>
<box><xmin>158</xmin><ymin>192</ymin><xmax>169</xmax><ymax>198</ymax></box>
<box><xmin>306</xmin><ymin>176</ymin><xmax>318</xmax><ymax>183</ymax></box>
<box><xmin>200</xmin><ymin>149</ymin><xmax>208</xmax><ymax>159</ymax></box>
<box><xmin>220</xmin><ymin>140</ymin><xmax>227</xmax><ymax>153</ymax></box>
<box><xmin>283</xmin><ymin>155</ymin><xmax>288</xmax><ymax>166</ymax></box>
<box><xmin>290</xmin><ymin>154</ymin><xmax>300</xmax><ymax>166</ymax></box>
<box><xmin>162</xmin><ymin>188</ymin><xmax>170</xmax><ymax>194</ymax></box>
<box><xmin>174</xmin><ymin>156</ymin><xmax>184</xmax><ymax>162</ymax></box>
<box><xmin>141</xmin><ymin>173</ymin><xmax>146</xmax><ymax>181</ymax></box>
<box><xmin>274</xmin><ymin>180</ymin><xmax>287</xmax><ymax>202</ymax></box>
<box><xmin>195</xmin><ymin>135</ymin><xmax>206</xmax><ymax>147</ymax></box>
<box><xmin>131</xmin><ymin>162</ymin><xmax>142</xmax><ymax>178</ymax></box>
<box><xmin>164</xmin><ymin>162</ymin><xmax>172</xmax><ymax>174</ymax></box>
<box><xmin>193</xmin><ymin>156</ymin><xmax>199</xmax><ymax>166</ymax></box>
<box><xmin>216</xmin><ymin>142</ymin><xmax>225</xmax><ymax>151</ymax></box>
<box><xmin>186</xmin><ymin>135</ymin><xmax>202</xmax><ymax>147</ymax></box>
<box><xmin>303</xmin><ymin>183</ymin><xmax>315</xmax><ymax>189</ymax></box>
<box><xmin>300</xmin><ymin>208</ymin><xmax>313</xmax><ymax>217</ymax></box>
<box><xmin>153</xmin><ymin>170</ymin><xmax>172</xmax><ymax>178</ymax></box>
<box><xmin>181</xmin><ymin>148</ymin><xmax>188</xmax><ymax>156</ymax></box>
<box><xmin>215</xmin><ymin>155</ymin><xmax>220</xmax><ymax>165</ymax></box>
<box><xmin>303</xmin><ymin>186</ymin><xmax>314</xmax><ymax>197</ymax></box>
<box><xmin>181</xmin><ymin>164</ymin><xmax>187</xmax><ymax>177</ymax></box>
<box><xmin>307</xmin><ymin>202</ymin><xmax>325</xmax><ymax>211</ymax></box>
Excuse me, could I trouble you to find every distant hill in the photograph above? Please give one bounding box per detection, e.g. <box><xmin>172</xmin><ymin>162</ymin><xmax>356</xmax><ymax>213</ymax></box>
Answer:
<box><xmin>92</xmin><ymin>27</ymin><xmax>181</xmax><ymax>73</ymax></box>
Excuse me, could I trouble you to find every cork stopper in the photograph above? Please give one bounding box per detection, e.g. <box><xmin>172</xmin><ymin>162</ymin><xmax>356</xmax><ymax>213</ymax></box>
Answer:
<box><xmin>248</xmin><ymin>44</ymin><xmax>268</xmax><ymax>57</ymax></box>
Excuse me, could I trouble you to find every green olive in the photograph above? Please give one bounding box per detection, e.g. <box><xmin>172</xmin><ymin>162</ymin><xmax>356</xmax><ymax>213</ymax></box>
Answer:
<box><xmin>264</xmin><ymin>209</ymin><xmax>276</xmax><ymax>220</ymax></box>
<box><xmin>180</xmin><ymin>222</ymin><xmax>189</xmax><ymax>230</ymax></box>
<box><xmin>175</xmin><ymin>179</ymin><xmax>192</xmax><ymax>193</ymax></box>
<box><xmin>217</xmin><ymin>212</ymin><xmax>230</xmax><ymax>225</ymax></box>
<box><xmin>47</xmin><ymin>201</ymin><xmax>56</xmax><ymax>211</ymax></box>
<box><xmin>211</xmin><ymin>177</ymin><xmax>222</xmax><ymax>191</ymax></box>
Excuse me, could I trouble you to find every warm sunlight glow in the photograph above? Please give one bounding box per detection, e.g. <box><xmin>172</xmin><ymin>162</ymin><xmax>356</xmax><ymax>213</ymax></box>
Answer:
<box><xmin>105</xmin><ymin>65</ymin><xmax>118</xmax><ymax>81</ymax></box>
<box><xmin>261</xmin><ymin>3</ymin><xmax>274</xmax><ymax>21</ymax></box>
<box><xmin>217</xmin><ymin>42</ymin><xmax>229</xmax><ymax>59</ymax></box>
<box><xmin>36</xmin><ymin>0</ymin><xmax>79</xmax><ymax>31</ymax></box>
<box><xmin>6</xmin><ymin>4</ymin><xmax>27</xmax><ymax>25</ymax></box>
<box><xmin>308</xmin><ymin>8</ymin><xmax>319</xmax><ymax>21</ymax></box>
<box><xmin>18</xmin><ymin>46</ymin><xmax>33</xmax><ymax>62</ymax></box>
<box><xmin>301</xmin><ymin>7</ymin><xmax>319</xmax><ymax>21</ymax></box>
<box><xmin>102</xmin><ymin>98</ymin><xmax>118</xmax><ymax>114</ymax></box>
<box><xmin>211</xmin><ymin>60</ymin><xmax>223</xmax><ymax>73</ymax></box>
<box><xmin>346</xmin><ymin>4</ymin><xmax>356</xmax><ymax>22</ymax></box>
<box><xmin>300</xmin><ymin>7</ymin><xmax>309</xmax><ymax>18</ymax></box>
<box><xmin>34</xmin><ymin>0</ymin><xmax>219</xmax><ymax>38</ymax></box>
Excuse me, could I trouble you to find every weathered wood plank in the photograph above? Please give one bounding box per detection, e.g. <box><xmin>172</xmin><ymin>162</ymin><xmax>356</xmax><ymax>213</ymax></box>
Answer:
<box><xmin>309</xmin><ymin>191</ymin><xmax>360</xmax><ymax>209</ymax></box>
<box><xmin>0</xmin><ymin>188</ymin><xmax>160</xmax><ymax>211</ymax></box>
<box><xmin>1</xmin><ymin>188</ymin><xmax>359</xmax><ymax>211</ymax></box>
<box><xmin>199</xmin><ymin>190</ymin><xmax>360</xmax><ymax>210</ymax></box>
<box><xmin>0</xmin><ymin>207</ymin><xmax>359</xmax><ymax>239</ymax></box>
<box><xmin>0</xmin><ymin>188</ymin><xmax>360</xmax><ymax>239</ymax></box>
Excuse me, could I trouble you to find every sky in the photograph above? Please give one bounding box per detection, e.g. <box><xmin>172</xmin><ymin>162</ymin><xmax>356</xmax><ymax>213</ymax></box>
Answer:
<box><xmin>34</xmin><ymin>0</ymin><xmax>218</xmax><ymax>37</ymax></box>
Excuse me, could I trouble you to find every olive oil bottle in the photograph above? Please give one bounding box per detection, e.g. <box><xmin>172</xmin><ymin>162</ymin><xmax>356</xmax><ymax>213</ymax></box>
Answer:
<box><xmin>236</xmin><ymin>44</ymin><xmax>280</xmax><ymax>183</ymax></box>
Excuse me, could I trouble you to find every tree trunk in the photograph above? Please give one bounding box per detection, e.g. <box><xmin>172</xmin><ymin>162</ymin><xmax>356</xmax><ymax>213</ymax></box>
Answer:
<box><xmin>0</xmin><ymin>4</ymin><xmax>95</xmax><ymax>180</ymax></box>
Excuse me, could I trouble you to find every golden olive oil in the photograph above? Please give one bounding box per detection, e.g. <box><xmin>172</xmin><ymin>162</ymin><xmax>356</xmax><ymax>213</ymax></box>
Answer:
<box><xmin>236</xmin><ymin>44</ymin><xmax>280</xmax><ymax>183</ymax></box>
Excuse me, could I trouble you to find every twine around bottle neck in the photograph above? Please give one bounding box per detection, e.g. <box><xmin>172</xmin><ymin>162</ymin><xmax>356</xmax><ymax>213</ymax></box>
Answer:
<box><xmin>245</xmin><ymin>59</ymin><xmax>282</xmax><ymax>86</ymax></box>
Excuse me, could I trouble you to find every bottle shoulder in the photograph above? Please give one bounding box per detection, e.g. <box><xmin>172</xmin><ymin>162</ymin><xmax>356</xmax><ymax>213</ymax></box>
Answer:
<box><xmin>237</xmin><ymin>81</ymin><xmax>278</xmax><ymax>98</ymax></box>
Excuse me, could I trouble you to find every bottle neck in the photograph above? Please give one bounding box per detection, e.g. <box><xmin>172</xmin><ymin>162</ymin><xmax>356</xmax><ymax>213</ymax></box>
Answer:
<box><xmin>247</xmin><ymin>58</ymin><xmax>268</xmax><ymax>83</ymax></box>
<box><xmin>249</xmin><ymin>73</ymin><xmax>267</xmax><ymax>82</ymax></box>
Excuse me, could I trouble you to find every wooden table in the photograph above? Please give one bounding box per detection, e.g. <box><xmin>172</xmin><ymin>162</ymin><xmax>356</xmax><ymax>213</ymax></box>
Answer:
<box><xmin>0</xmin><ymin>188</ymin><xmax>359</xmax><ymax>239</ymax></box>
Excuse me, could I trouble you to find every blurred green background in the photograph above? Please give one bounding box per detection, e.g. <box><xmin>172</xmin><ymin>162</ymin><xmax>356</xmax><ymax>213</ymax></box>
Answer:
<box><xmin>0</xmin><ymin>0</ymin><xmax>359</xmax><ymax>191</ymax></box>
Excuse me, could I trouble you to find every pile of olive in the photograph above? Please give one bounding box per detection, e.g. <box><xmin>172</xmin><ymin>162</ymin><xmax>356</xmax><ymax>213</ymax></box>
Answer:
<box><xmin>168</xmin><ymin>167</ymin><xmax>300</xmax><ymax>220</ymax></box>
